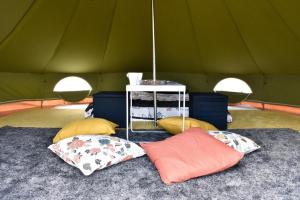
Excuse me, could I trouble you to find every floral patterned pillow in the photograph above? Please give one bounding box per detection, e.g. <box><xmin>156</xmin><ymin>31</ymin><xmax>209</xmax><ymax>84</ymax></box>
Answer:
<box><xmin>48</xmin><ymin>135</ymin><xmax>145</xmax><ymax>176</ymax></box>
<box><xmin>208</xmin><ymin>131</ymin><xmax>260</xmax><ymax>154</ymax></box>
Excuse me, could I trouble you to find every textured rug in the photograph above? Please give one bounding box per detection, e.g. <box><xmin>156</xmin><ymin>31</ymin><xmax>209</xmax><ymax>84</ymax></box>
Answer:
<box><xmin>0</xmin><ymin>127</ymin><xmax>300</xmax><ymax>200</ymax></box>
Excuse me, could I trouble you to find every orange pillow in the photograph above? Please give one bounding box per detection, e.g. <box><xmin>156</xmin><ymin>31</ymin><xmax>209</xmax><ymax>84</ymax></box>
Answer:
<box><xmin>141</xmin><ymin>128</ymin><xmax>244</xmax><ymax>185</ymax></box>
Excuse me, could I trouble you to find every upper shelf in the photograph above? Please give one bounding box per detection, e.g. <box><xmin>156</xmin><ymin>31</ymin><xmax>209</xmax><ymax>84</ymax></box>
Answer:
<box><xmin>139</xmin><ymin>80</ymin><xmax>182</xmax><ymax>86</ymax></box>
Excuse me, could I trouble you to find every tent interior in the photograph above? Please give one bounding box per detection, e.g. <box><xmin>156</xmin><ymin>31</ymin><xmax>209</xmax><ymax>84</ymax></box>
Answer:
<box><xmin>0</xmin><ymin>0</ymin><xmax>300</xmax><ymax>199</ymax></box>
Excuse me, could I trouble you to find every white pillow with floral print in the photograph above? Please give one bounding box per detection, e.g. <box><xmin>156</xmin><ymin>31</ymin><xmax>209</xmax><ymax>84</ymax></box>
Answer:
<box><xmin>208</xmin><ymin>131</ymin><xmax>260</xmax><ymax>154</ymax></box>
<box><xmin>48</xmin><ymin>135</ymin><xmax>145</xmax><ymax>176</ymax></box>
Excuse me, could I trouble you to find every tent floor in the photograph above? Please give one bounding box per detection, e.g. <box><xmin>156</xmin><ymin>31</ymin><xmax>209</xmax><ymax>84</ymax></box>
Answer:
<box><xmin>1</xmin><ymin>127</ymin><xmax>300</xmax><ymax>199</ymax></box>
<box><xmin>0</xmin><ymin>107</ymin><xmax>299</xmax><ymax>131</ymax></box>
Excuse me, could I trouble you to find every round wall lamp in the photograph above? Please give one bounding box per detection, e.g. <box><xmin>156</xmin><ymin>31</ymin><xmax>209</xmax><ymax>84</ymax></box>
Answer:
<box><xmin>53</xmin><ymin>76</ymin><xmax>92</xmax><ymax>102</ymax></box>
<box><xmin>213</xmin><ymin>78</ymin><xmax>252</xmax><ymax>103</ymax></box>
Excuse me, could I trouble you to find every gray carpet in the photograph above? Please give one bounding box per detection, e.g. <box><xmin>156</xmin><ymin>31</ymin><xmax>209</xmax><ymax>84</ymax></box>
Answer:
<box><xmin>0</xmin><ymin>126</ymin><xmax>300</xmax><ymax>200</ymax></box>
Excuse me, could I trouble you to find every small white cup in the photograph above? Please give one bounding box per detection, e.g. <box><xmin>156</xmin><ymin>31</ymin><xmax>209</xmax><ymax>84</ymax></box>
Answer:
<box><xmin>127</xmin><ymin>72</ymin><xmax>143</xmax><ymax>85</ymax></box>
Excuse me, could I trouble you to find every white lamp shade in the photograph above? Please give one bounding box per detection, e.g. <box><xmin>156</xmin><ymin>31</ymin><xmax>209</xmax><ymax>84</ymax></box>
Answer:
<box><xmin>213</xmin><ymin>78</ymin><xmax>252</xmax><ymax>94</ymax></box>
<box><xmin>53</xmin><ymin>76</ymin><xmax>92</xmax><ymax>92</ymax></box>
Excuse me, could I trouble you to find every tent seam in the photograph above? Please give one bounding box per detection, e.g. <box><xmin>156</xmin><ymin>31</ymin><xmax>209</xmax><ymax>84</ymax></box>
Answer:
<box><xmin>265</xmin><ymin>0</ymin><xmax>300</xmax><ymax>44</ymax></box>
<box><xmin>184</xmin><ymin>0</ymin><xmax>207</xmax><ymax>75</ymax></box>
<box><xmin>97</xmin><ymin>0</ymin><xmax>118</xmax><ymax>73</ymax></box>
<box><xmin>41</xmin><ymin>0</ymin><xmax>80</xmax><ymax>74</ymax></box>
<box><xmin>222</xmin><ymin>0</ymin><xmax>265</xmax><ymax>76</ymax></box>
<box><xmin>0</xmin><ymin>0</ymin><xmax>37</xmax><ymax>47</ymax></box>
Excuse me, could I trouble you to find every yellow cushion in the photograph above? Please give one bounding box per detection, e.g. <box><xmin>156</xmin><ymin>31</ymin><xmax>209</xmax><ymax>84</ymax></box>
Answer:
<box><xmin>53</xmin><ymin>118</ymin><xmax>118</xmax><ymax>143</ymax></box>
<box><xmin>157</xmin><ymin>116</ymin><xmax>218</xmax><ymax>135</ymax></box>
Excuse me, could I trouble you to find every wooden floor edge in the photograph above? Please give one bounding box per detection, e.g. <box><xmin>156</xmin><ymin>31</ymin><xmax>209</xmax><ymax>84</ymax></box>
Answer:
<box><xmin>0</xmin><ymin>98</ymin><xmax>93</xmax><ymax>117</ymax></box>
<box><xmin>237</xmin><ymin>101</ymin><xmax>300</xmax><ymax>115</ymax></box>
<box><xmin>0</xmin><ymin>98</ymin><xmax>299</xmax><ymax>117</ymax></box>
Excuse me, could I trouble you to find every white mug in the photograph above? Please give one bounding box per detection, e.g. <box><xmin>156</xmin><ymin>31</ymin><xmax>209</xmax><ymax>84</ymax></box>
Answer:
<box><xmin>127</xmin><ymin>72</ymin><xmax>143</xmax><ymax>85</ymax></box>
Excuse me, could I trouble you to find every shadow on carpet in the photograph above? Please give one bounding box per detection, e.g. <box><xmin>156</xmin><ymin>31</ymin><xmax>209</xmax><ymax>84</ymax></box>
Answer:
<box><xmin>0</xmin><ymin>126</ymin><xmax>300</xmax><ymax>200</ymax></box>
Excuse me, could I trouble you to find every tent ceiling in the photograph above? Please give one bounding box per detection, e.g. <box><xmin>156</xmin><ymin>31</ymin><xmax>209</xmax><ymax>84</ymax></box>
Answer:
<box><xmin>0</xmin><ymin>0</ymin><xmax>300</xmax><ymax>75</ymax></box>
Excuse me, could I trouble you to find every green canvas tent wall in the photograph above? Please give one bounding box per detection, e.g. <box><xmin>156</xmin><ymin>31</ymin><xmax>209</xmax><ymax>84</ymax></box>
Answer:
<box><xmin>0</xmin><ymin>0</ymin><xmax>299</xmax><ymax>106</ymax></box>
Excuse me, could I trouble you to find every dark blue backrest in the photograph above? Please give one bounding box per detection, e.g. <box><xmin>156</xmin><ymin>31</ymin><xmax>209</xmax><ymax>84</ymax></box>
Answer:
<box><xmin>93</xmin><ymin>92</ymin><xmax>127</xmax><ymax>127</ymax></box>
<box><xmin>189</xmin><ymin>92</ymin><xmax>228</xmax><ymax>130</ymax></box>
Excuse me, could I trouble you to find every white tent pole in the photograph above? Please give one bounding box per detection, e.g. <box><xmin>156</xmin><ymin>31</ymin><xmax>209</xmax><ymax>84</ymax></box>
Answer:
<box><xmin>151</xmin><ymin>0</ymin><xmax>156</xmax><ymax>81</ymax></box>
